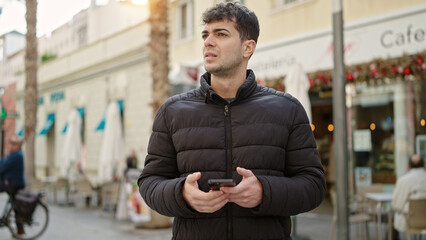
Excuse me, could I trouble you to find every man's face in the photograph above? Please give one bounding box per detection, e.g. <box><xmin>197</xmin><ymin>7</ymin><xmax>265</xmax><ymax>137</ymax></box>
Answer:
<box><xmin>202</xmin><ymin>20</ymin><xmax>245</xmax><ymax>77</ymax></box>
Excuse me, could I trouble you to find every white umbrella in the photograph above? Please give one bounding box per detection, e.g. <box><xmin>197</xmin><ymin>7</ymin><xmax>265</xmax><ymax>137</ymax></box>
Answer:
<box><xmin>61</xmin><ymin>109</ymin><xmax>82</xmax><ymax>178</ymax></box>
<box><xmin>284</xmin><ymin>63</ymin><xmax>312</xmax><ymax>124</ymax></box>
<box><xmin>98</xmin><ymin>101</ymin><xmax>125</xmax><ymax>183</ymax></box>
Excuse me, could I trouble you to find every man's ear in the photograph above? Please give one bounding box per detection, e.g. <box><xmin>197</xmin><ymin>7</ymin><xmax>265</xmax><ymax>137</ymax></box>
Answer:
<box><xmin>243</xmin><ymin>40</ymin><xmax>256</xmax><ymax>58</ymax></box>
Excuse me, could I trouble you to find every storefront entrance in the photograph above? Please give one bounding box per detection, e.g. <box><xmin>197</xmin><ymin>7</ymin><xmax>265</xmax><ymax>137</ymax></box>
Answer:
<box><xmin>352</xmin><ymin>101</ymin><xmax>395</xmax><ymax>184</ymax></box>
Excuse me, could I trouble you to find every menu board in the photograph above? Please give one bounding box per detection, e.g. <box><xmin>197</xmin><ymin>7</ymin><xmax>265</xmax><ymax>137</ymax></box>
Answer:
<box><xmin>353</xmin><ymin>129</ymin><xmax>372</xmax><ymax>152</ymax></box>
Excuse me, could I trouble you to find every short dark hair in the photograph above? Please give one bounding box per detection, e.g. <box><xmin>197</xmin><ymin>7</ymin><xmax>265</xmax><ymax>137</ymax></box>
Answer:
<box><xmin>202</xmin><ymin>2</ymin><xmax>260</xmax><ymax>43</ymax></box>
<box><xmin>409</xmin><ymin>155</ymin><xmax>425</xmax><ymax>168</ymax></box>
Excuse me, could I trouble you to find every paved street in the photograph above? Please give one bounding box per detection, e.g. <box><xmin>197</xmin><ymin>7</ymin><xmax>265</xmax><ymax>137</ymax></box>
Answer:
<box><xmin>0</xmin><ymin>194</ymin><xmax>172</xmax><ymax>240</ymax></box>
<box><xmin>0</xmin><ymin>193</ymin><xmax>402</xmax><ymax>240</ymax></box>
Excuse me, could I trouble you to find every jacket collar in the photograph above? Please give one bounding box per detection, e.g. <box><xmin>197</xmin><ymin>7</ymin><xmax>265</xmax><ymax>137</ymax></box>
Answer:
<box><xmin>200</xmin><ymin>70</ymin><xmax>257</xmax><ymax>104</ymax></box>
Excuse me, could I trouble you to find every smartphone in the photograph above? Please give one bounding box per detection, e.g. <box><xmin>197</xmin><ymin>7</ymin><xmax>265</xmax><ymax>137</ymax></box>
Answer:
<box><xmin>208</xmin><ymin>179</ymin><xmax>236</xmax><ymax>190</ymax></box>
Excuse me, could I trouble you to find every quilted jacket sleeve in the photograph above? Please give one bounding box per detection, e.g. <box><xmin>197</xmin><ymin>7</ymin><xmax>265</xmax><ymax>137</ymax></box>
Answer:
<box><xmin>255</xmin><ymin>100</ymin><xmax>326</xmax><ymax>216</ymax></box>
<box><xmin>138</xmin><ymin>104</ymin><xmax>196</xmax><ymax>218</ymax></box>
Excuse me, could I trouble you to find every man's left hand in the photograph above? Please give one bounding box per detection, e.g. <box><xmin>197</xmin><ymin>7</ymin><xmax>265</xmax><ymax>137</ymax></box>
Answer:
<box><xmin>220</xmin><ymin>167</ymin><xmax>263</xmax><ymax>208</ymax></box>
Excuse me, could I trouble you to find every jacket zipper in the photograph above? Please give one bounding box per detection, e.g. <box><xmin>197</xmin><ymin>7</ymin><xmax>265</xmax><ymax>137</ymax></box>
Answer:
<box><xmin>224</xmin><ymin>104</ymin><xmax>233</xmax><ymax>240</ymax></box>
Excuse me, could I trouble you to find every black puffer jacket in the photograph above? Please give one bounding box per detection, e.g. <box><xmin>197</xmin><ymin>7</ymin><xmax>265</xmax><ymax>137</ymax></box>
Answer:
<box><xmin>139</xmin><ymin>70</ymin><xmax>326</xmax><ymax>240</ymax></box>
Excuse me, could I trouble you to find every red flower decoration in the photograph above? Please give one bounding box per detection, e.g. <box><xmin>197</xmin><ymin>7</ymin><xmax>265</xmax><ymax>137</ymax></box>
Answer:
<box><xmin>403</xmin><ymin>67</ymin><xmax>411</xmax><ymax>75</ymax></box>
<box><xmin>317</xmin><ymin>75</ymin><xmax>328</xmax><ymax>84</ymax></box>
<box><xmin>371</xmin><ymin>68</ymin><xmax>379</xmax><ymax>77</ymax></box>
<box><xmin>309</xmin><ymin>78</ymin><xmax>315</xmax><ymax>88</ymax></box>
<box><xmin>418</xmin><ymin>59</ymin><xmax>424</xmax><ymax>66</ymax></box>
<box><xmin>392</xmin><ymin>66</ymin><xmax>398</xmax><ymax>74</ymax></box>
<box><xmin>346</xmin><ymin>73</ymin><xmax>354</xmax><ymax>82</ymax></box>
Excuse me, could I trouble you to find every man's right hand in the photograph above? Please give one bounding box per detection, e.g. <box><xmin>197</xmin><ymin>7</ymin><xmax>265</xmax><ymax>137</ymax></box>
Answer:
<box><xmin>182</xmin><ymin>172</ymin><xmax>229</xmax><ymax>213</ymax></box>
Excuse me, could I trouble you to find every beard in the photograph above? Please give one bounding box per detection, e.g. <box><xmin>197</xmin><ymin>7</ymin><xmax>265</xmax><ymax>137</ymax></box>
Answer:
<box><xmin>204</xmin><ymin>54</ymin><xmax>243</xmax><ymax>77</ymax></box>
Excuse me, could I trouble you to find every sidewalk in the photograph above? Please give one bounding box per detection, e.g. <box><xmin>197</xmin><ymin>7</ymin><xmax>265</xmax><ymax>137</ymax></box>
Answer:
<box><xmin>0</xmin><ymin>193</ymin><xmax>172</xmax><ymax>240</ymax></box>
<box><xmin>293</xmin><ymin>198</ymin><xmax>334</xmax><ymax>240</ymax></box>
<box><xmin>1</xmin><ymin>190</ymin><xmax>404</xmax><ymax>240</ymax></box>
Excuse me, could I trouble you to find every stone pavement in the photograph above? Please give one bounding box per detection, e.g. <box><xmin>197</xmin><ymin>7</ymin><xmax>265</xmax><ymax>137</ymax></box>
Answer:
<box><xmin>0</xmin><ymin>193</ymin><xmax>172</xmax><ymax>240</ymax></box>
<box><xmin>0</xmin><ymin>192</ymin><xmax>403</xmax><ymax>240</ymax></box>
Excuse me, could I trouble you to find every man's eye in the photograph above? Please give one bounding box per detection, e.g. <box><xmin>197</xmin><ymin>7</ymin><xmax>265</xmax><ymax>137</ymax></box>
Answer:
<box><xmin>218</xmin><ymin>33</ymin><xmax>226</xmax><ymax>37</ymax></box>
<box><xmin>202</xmin><ymin>35</ymin><xmax>208</xmax><ymax>40</ymax></box>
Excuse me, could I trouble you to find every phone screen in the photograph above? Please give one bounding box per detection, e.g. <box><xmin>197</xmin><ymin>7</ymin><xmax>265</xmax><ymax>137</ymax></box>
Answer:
<box><xmin>208</xmin><ymin>179</ymin><xmax>236</xmax><ymax>190</ymax></box>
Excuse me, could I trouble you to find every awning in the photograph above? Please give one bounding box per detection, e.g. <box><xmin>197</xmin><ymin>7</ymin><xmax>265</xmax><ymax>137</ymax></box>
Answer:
<box><xmin>95</xmin><ymin>116</ymin><xmax>106</xmax><ymax>131</ymax></box>
<box><xmin>39</xmin><ymin>113</ymin><xmax>55</xmax><ymax>136</ymax></box>
<box><xmin>95</xmin><ymin>101</ymin><xmax>123</xmax><ymax>132</ymax></box>
<box><xmin>62</xmin><ymin>107</ymin><xmax>85</xmax><ymax>134</ymax></box>
<box><xmin>17</xmin><ymin>128</ymin><xmax>24</xmax><ymax>137</ymax></box>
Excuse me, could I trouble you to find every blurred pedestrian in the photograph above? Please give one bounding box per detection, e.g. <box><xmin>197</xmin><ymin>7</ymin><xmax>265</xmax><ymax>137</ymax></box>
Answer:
<box><xmin>126</xmin><ymin>150</ymin><xmax>138</xmax><ymax>170</ymax></box>
<box><xmin>392</xmin><ymin>154</ymin><xmax>426</xmax><ymax>238</ymax></box>
<box><xmin>0</xmin><ymin>137</ymin><xmax>26</xmax><ymax>193</ymax></box>
<box><xmin>138</xmin><ymin>2</ymin><xmax>326</xmax><ymax>239</ymax></box>
<box><xmin>0</xmin><ymin>136</ymin><xmax>26</xmax><ymax>235</ymax></box>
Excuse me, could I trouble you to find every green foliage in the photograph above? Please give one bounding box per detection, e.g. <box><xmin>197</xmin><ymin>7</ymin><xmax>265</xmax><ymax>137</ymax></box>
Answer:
<box><xmin>41</xmin><ymin>52</ymin><xmax>57</xmax><ymax>63</ymax></box>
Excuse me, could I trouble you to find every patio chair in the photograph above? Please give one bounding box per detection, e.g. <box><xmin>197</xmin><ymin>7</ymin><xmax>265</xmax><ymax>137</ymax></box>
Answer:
<box><xmin>70</xmin><ymin>178</ymin><xmax>94</xmax><ymax>208</ymax></box>
<box><xmin>406</xmin><ymin>198</ymin><xmax>426</xmax><ymax>239</ymax></box>
<box><xmin>54</xmin><ymin>178</ymin><xmax>69</xmax><ymax>205</ymax></box>
<box><xmin>329</xmin><ymin>188</ymin><xmax>372</xmax><ymax>240</ymax></box>
<box><xmin>101</xmin><ymin>181</ymin><xmax>120</xmax><ymax>217</ymax></box>
<box><xmin>356</xmin><ymin>184</ymin><xmax>390</xmax><ymax>235</ymax></box>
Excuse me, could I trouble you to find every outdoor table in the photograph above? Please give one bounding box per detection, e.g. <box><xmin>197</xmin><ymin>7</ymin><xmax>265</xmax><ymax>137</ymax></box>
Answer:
<box><xmin>365</xmin><ymin>192</ymin><xmax>393</xmax><ymax>240</ymax></box>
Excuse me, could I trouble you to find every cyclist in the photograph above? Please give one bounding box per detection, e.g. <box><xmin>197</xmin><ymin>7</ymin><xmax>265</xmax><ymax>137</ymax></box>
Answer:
<box><xmin>0</xmin><ymin>136</ymin><xmax>26</xmax><ymax>235</ymax></box>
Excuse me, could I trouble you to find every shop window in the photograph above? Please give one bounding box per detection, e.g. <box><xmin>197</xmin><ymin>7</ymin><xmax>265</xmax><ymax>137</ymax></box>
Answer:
<box><xmin>414</xmin><ymin>81</ymin><xmax>426</xmax><ymax>160</ymax></box>
<box><xmin>416</xmin><ymin>135</ymin><xmax>426</xmax><ymax>162</ymax></box>
<box><xmin>176</xmin><ymin>0</ymin><xmax>193</xmax><ymax>40</ymax></box>
<box><xmin>311</xmin><ymin>103</ymin><xmax>333</xmax><ymax>183</ymax></box>
<box><xmin>414</xmin><ymin>81</ymin><xmax>426</xmax><ymax>135</ymax></box>
<box><xmin>353</xmin><ymin>103</ymin><xmax>395</xmax><ymax>184</ymax></box>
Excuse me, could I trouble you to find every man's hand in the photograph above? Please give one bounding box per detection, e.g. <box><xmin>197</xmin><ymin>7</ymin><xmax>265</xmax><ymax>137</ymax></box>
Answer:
<box><xmin>220</xmin><ymin>167</ymin><xmax>263</xmax><ymax>208</ymax></box>
<box><xmin>182</xmin><ymin>172</ymin><xmax>229</xmax><ymax>213</ymax></box>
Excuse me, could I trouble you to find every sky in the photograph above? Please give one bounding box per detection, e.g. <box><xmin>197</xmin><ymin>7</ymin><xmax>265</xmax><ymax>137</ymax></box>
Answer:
<box><xmin>0</xmin><ymin>0</ymin><xmax>91</xmax><ymax>36</ymax></box>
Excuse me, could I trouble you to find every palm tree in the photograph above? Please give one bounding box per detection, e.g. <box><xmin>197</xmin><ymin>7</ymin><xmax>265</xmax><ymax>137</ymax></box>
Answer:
<box><xmin>24</xmin><ymin>0</ymin><xmax>38</xmax><ymax>183</ymax></box>
<box><xmin>142</xmin><ymin>0</ymin><xmax>171</xmax><ymax>229</ymax></box>
<box><xmin>149</xmin><ymin>0</ymin><xmax>170</xmax><ymax>115</ymax></box>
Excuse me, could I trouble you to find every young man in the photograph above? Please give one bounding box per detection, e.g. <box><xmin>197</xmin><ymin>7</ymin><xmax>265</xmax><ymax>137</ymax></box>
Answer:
<box><xmin>138</xmin><ymin>2</ymin><xmax>326</xmax><ymax>239</ymax></box>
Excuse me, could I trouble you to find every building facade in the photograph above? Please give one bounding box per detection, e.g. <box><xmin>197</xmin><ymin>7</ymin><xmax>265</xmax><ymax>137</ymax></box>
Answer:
<box><xmin>4</xmin><ymin>1</ymin><xmax>153</xmax><ymax>183</ymax></box>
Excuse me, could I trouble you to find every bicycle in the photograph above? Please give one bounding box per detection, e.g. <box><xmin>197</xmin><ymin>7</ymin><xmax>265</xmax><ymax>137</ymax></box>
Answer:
<box><xmin>0</xmin><ymin>191</ymin><xmax>49</xmax><ymax>240</ymax></box>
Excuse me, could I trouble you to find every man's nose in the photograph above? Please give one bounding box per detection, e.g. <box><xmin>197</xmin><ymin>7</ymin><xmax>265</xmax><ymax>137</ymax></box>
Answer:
<box><xmin>204</xmin><ymin>35</ymin><xmax>215</xmax><ymax>47</ymax></box>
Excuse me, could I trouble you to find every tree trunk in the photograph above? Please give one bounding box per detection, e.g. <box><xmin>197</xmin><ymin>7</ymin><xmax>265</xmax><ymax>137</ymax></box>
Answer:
<box><xmin>149</xmin><ymin>0</ymin><xmax>170</xmax><ymax>115</ymax></box>
<box><xmin>140</xmin><ymin>0</ymin><xmax>171</xmax><ymax>229</ymax></box>
<box><xmin>24</xmin><ymin>0</ymin><xmax>38</xmax><ymax>184</ymax></box>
